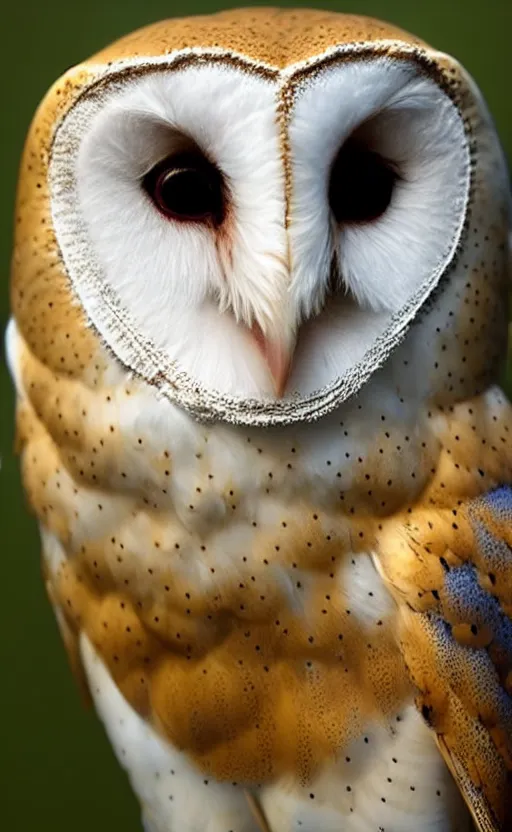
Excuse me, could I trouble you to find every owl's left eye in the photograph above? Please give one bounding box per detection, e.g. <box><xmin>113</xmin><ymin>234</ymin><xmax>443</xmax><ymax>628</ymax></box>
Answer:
<box><xmin>143</xmin><ymin>152</ymin><xmax>225</xmax><ymax>225</ymax></box>
<box><xmin>328</xmin><ymin>138</ymin><xmax>399</xmax><ymax>225</ymax></box>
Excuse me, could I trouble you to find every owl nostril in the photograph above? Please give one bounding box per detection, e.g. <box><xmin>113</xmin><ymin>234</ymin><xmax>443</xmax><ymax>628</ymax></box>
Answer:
<box><xmin>328</xmin><ymin>137</ymin><xmax>399</xmax><ymax>225</ymax></box>
<box><xmin>143</xmin><ymin>151</ymin><xmax>225</xmax><ymax>225</ymax></box>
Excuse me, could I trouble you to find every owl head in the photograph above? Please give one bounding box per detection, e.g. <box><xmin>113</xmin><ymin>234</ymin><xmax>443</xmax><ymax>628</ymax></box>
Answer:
<box><xmin>10</xmin><ymin>8</ymin><xmax>511</xmax><ymax>426</ymax></box>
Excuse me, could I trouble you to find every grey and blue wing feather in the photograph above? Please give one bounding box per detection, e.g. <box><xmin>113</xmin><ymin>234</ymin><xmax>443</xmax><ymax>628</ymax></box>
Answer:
<box><xmin>425</xmin><ymin>486</ymin><xmax>512</xmax><ymax>831</ymax></box>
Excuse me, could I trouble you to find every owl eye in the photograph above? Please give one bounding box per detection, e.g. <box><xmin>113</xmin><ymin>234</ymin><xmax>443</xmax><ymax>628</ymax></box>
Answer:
<box><xmin>143</xmin><ymin>152</ymin><xmax>224</xmax><ymax>224</ymax></box>
<box><xmin>329</xmin><ymin>138</ymin><xmax>399</xmax><ymax>224</ymax></box>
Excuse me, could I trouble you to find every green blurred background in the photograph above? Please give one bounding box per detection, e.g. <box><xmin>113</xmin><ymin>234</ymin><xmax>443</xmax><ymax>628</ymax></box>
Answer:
<box><xmin>0</xmin><ymin>0</ymin><xmax>510</xmax><ymax>829</ymax></box>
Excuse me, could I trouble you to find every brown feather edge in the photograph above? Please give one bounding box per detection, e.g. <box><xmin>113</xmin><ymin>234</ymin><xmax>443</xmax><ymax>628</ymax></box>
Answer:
<box><xmin>436</xmin><ymin>735</ymin><xmax>501</xmax><ymax>832</ymax></box>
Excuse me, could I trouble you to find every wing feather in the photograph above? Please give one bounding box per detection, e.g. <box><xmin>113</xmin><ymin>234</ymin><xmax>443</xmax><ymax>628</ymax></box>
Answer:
<box><xmin>377</xmin><ymin>485</ymin><xmax>512</xmax><ymax>831</ymax></box>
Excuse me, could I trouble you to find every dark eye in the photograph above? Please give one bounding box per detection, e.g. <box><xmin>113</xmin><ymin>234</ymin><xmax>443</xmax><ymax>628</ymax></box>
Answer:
<box><xmin>143</xmin><ymin>152</ymin><xmax>225</xmax><ymax>224</ymax></box>
<box><xmin>329</xmin><ymin>138</ymin><xmax>399</xmax><ymax>224</ymax></box>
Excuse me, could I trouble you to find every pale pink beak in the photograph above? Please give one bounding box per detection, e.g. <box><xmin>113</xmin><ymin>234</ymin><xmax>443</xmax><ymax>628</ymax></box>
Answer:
<box><xmin>251</xmin><ymin>322</ymin><xmax>294</xmax><ymax>398</ymax></box>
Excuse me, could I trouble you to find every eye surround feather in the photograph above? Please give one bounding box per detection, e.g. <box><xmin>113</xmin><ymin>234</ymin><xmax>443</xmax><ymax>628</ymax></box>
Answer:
<box><xmin>143</xmin><ymin>151</ymin><xmax>225</xmax><ymax>225</ymax></box>
<box><xmin>329</xmin><ymin>138</ymin><xmax>399</xmax><ymax>225</ymax></box>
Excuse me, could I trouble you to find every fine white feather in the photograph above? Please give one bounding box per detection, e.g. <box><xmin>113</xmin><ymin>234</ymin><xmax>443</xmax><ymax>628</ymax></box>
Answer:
<box><xmin>53</xmin><ymin>57</ymin><xmax>470</xmax><ymax>400</ymax></box>
<box><xmin>288</xmin><ymin>60</ymin><xmax>468</xmax><ymax>316</ymax></box>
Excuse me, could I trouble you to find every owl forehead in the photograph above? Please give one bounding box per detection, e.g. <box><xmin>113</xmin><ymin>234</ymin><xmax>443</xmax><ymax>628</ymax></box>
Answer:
<box><xmin>88</xmin><ymin>8</ymin><xmax>428</xmax><ymax>69</ymax></box>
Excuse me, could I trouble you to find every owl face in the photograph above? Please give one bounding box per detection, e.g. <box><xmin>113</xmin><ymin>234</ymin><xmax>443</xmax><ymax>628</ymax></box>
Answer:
<box><xmin>12</xmin><ymin>9</ymin><xmax>511</xmax><ymax>425</ymax></box>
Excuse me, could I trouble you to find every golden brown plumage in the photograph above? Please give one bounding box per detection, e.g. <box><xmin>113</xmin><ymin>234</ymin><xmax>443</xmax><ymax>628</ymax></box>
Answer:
<box><xmin>7</xmin><ymin>8</ymin><xmax>512</xmax><ymax>832</ymax></box>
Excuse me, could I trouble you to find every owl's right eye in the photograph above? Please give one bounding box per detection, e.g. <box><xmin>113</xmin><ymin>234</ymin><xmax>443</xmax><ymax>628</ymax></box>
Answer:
<box><xmin>143</xmin><ymin>152</ymin><xmax>225</xmax><ymax>225</ymax></box>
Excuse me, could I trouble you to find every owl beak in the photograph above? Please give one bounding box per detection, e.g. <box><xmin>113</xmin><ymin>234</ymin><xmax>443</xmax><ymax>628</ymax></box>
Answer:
<box><xmin>251</xmin><ymin>322</ymin><xmax>294</xmax><ymax>398</ymax></box>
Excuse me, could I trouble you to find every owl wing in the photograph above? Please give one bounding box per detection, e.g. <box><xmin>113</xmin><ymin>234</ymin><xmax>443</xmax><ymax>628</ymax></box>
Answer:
<box><xmin>375</xmin><ymin>485</ymin><xmax>512</xmax><ymax>832</ymax></box>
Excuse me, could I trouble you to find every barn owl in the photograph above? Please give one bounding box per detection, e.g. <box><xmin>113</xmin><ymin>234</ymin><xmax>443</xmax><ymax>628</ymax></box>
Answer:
<box><xmin>6</xmin><ymin>6</ymin><xmax>512</xmax><ymax>832</ymax></box>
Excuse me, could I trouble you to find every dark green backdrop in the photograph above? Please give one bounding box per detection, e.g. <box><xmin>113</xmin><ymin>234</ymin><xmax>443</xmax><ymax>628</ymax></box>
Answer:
<box><xmin>0</xmin><ymin>1</ymin><xmax>510</xmax><ymax>829</ymax></box>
